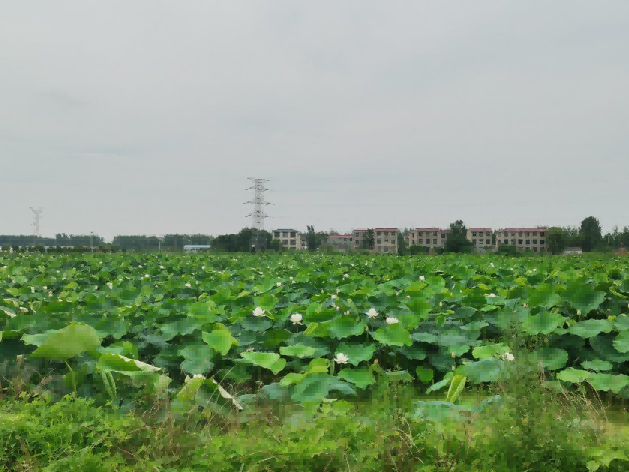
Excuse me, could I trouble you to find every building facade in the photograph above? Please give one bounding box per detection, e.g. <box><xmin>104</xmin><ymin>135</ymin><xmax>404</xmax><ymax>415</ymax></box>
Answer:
<box><xmin>495</xmin><ymin>228</ymin><xmax>548</xmax><ymax>253</ymax></box>
<box><xmin>374</xmin><ymin>228</ymin><xmax>399</xmax><ymax>253</ymax></box>
<box><xmin>325</xmin><ymin>234</ymin><xmax>354</xmax><ymax>252</ymax></box>
<box><xmin>467</xmin><ymin>228</ymin><xmax>494</xmax><ymax>252</ymax></box>
<box><xmin>405</xmin><ymin>228</ymin><xmax>449</xmax><ymax>250</ymax></box>
<box><xmin>272</xmin><ymin>229</ymin><xmax>303</xmax><ymax>250</ymax></box>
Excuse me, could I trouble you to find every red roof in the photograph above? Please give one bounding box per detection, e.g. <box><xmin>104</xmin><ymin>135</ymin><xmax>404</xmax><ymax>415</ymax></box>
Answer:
<box><xmin>500</xmin><ymin>228</ymin><xmax>547</xmax><ymax>232</ymax></box>
<box><xmin>469</xmin><ymin>228</ymin><xmax>492</xmax><ymax>232</ymax></box>
<box><xmin>374</xmin><ymin>228</ymin><xmax>399</xmax><ymax>231</ymax></box>
<box><xmin>414</xmin><ymin>227</ymin><xmax>445</xmax><ymax>231</ymax></box>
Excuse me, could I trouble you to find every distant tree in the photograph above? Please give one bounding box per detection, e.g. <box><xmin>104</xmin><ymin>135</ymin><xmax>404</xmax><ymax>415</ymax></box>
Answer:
<box><xmin>363</xmin><ymin>229</ymin><xmax>375</xmax><ymax>250</ymax></box>
<box><xmin>398</xmin><ymin>232</ymin><xmax>408</xmax><ymax>255</ymax></box>
<box><xmin>269</xmin><ymin>238</ymin><xmax>283</xmax><ymax>252</ymax></box>
<box><xmin>546</xmin><ymin>227</ymin><xmax>567</xmax><ymax>255</ymax></box>
<box><xmin>444</xmin><ymin>220</ymin><xmax>472</xmax><ymax>253</ymax></box>
<box><xmin>306</xmin><ymin>226</ymin><xmax>316</xmax><ymax>252</ymax></box>
<box><xmin>579</xmin><ymin>216</ymin><xmax>602</xmax><ymax>253</ymax></box>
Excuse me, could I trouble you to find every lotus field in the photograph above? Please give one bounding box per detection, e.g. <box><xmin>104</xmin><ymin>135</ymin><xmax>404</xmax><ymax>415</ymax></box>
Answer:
<box><xmin>2</xmin><ymin>252</ymin><xmax>629</xmax><ymax>413</ymax></box>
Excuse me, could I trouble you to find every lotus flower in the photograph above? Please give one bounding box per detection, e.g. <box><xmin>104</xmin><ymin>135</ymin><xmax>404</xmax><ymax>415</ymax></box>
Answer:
<box><xmin>420</xmin><ymin>276</ymin><xmax>425</xmax><ymax>281</ymax></box>
<box><xmin>290</xmin><ymin>313</ymin><xmax>303</xmax><ymax>325</ymax></box>
<box><xmin>253</xmin><ymin>307</ymin><xmax>265</xmax><ymax>317</ymax></box>
<box><xmin>501</xmin><ymin>353</ymin><xmax>515</xmax><ymax>361</ymax></box>
<box><xmin>334</xmin><ymin>353</ymin><xmax>349</xmax><ymax>364</ymax></box>
<box><xmin>386</xmin><ymin>317</ymin><xmax>399</xmax><ymax>325</ymax></box>
<box><xmin>276</xmin><ymin>282</ymin><xmax>282</xmax><ymax>287</ymax></box>
<box><xmin>488</xmin><ymin>293</ymin><xmax>496</xmax><ymax>297</ymax></box>
<box><xmin>366</xmin><ymin>308</ymin><xmax>378</xmax><ymax>319</ymax></box>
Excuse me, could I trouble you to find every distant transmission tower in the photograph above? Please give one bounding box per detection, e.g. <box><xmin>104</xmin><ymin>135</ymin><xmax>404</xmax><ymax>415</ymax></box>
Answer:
<box><xmin>30</xmin><ymin>207</ymin><xmax>42</xmax><ymax>246</ymax></box>
<box><xmin>244</xmin><ymin>178</ymin><xmax>271</xmax><ymax>252</ymax></box>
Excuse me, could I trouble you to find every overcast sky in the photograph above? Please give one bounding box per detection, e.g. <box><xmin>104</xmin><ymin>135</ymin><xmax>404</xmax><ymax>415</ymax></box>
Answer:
<box><xmin>2</xmin><ymin>1</ymin><xmax>628</xmax><ymax>242</ymax></box>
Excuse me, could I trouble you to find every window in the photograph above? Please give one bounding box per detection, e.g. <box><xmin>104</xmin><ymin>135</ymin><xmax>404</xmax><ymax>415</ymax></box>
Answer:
<box><xmin>433</xmin><ymin>239</ymin><xmax>437</xmax><ymax>244</ymax></box>
<box><xmin>377</xmin><ymin>246</ymin><xmax>382</xmax><ymax>252</ymax></box>
<box><xmin>274</xmin><ymin>232</ymin><xmax>279</xmax><ymax>238</ymax></box>
<box><xmin>472</xmin><ymin>232</ymin><xmax>477</xmax><ymax>237</ymax></box>
<box><xmin>290</xmin><ymin>239</ymin><xmax>296</xmax><ymax>245</ymax></box>
<box><xmin>504</xmin><ymin>240</ymin><xmax>508</xmax><ymax>244</ymax></box>
<box><xmin>540</xmin><ymin>232</ymin><xmax>545</xmax><ymax>237</ymax></box>
<box><xmin>290</xmin><ymin>232</ymin><xmax>296</xmax><ymax>237</ymax></box>
<box><xmin>282</xmin><ymin>232</ymin><xmax>288</xmax><ymax>237</ymax></box>
<box><xmin>355</xmin><ymin>233</ymin><xmax>359</xmax><ymax>238</ymax></box>
<box><xmin>377</xmin><ymin>231</ymin><xmax>381</xmax><ymax>236</ymax></box>
<box><xmin>418</xmin><ymin>231</ymin><xmax>423</xmax><ymax>236</ymax></box>
<box><xmin>377</xmin><ymin>239</ymin><xmax>381</xmax><ymax>244</ymax></box>
<box><xmin>486</xmin><ymin>239</ymin><xmax>491</xmax><ymax>245</ymax></box>
<box><xmin>518</xmin><ymin>239</ymin><xmax>523</xmax><ymax>245</ymax></box>
<box><xmin>525</xmin><ymin>232</ymin><xmax>530</xmax><ymax>237</ymax></box>
<box><xmin>511</xmin><ymin>239</ymin><xmax>516</xmax><ymax>244</ymax></box>
<box><xmin>526</xmin><ymin>240</ymin><xmax>530</xmax><ymax>245</ymax></box>
<box><xmin>504</xmin><ymin>232</ymin><xmax>508</xmax><ymax>237</ymax></box>
<box><xmin>486</xmin><ymin>232</ymin><xmax>491</xmax><ymax>237</ymax></box>
<box><xmin>511</xmin><ymin>232</ymin><xmax>515</xmax><ymax>237</ymax></box>
<box><xmin>282</xmin><ymin>240</ymin><xmax>288</xmax><ymax>245</ymax></box>
<box><xmin>540</xmin><ymin>239</ymin><xmax>545</xmax><ymax>245</ymax></box>
<box><xmin>533</xmin><ymin>239</ymin><xmax>537</xmax><ymax>244</ymax></box>
<box><xmin>419</xmin><ymin>239</ymin><xmax>423</xmax><ymax>244</ymax></box>
<box><xmin>533</xmin><ymin>247</ymin><xmax>538</xmax><ymax>252</ymax></box>
<box><xmin>441</xmin><ymin>233</ymin><xmax>446</xmax><ymax>238</ymax></box>
<box><xmin>533</xmin><ymin>231</ymin><xmax>537</xmax><ymax>236</ymax></box>
<box><xmin>519</xmin><ymin>232</ymin><xmax>523</xmax><ymax>237</ymax></box>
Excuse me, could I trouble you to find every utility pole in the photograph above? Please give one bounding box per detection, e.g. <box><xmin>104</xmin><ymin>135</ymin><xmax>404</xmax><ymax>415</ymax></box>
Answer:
<box><xmin>90</xmin><ymin>231</ymin><xmax>94</xmax><ymax>253</ymax></box>
<box><xmin>30</xmin><ymin>207</ymin><xmax>42</xmax><ymax>247</ymax></box>
<box><xmin>244</xmin><ymin>178</ymin><xmax>271</xmax><ymax>252</ymax></box>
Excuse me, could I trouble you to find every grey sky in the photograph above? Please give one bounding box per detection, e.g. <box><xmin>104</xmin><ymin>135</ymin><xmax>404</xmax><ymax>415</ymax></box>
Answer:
<box><xmin>2</xmin><ymin>1</ymin><xmax>628</xmax><ymax>242</ymax></box>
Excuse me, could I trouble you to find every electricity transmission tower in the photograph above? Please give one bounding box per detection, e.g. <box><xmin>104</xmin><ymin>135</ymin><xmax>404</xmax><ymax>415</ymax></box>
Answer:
<box><xmin>244</xmin><ymin>178</ymin><xmax>271</xmax><ymax>252</ymax></box>
<box><xmin>30</xmin><ymin>207</ymin><xmax>42</xmax><ymax>246</ymax></box>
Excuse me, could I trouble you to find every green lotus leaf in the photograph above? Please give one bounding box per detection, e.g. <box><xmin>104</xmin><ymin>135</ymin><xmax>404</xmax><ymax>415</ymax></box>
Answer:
<box><xmin>240</xmin><ymin>351</ymin><xmax>285</xmax><ymax>374</ymax></box>
<box><xmin>279</xmin><ymin>344</ymin><xmax>318</xmax><ymax>358</ymax></box>
<box><xmin>202</xmin><ymin>329</ymin><xmax>236</xmax><ymax>356</ymax></box>
<box><xmin>534</xmin><ymin>348</ymin><xmax>569</xmax><ymax>370</ymax></box>
<box><xmin>416</xmin><ymin>366</ymin><xmax>434</xmax><ymax>383</ymax></box>
<box><xmin>613</xmin><ymin>331</ymin><xmax>629</xmax><ymax>353</ymax></box>
<box><xmin>328</xmin><ymin>317</ymin><xmax>367</xmax><ymax>339</ymax></box>
<box><xmin>337</xmin><ymin>367</ymin><xmax>376</xmax><ymax>389</ymax></box>
<box><xmin>521</xmin><ymin>311</ymin><xmax>565</xmax><ymax>335</ymax></box>
<box><xmin>464</xmin><ymin>359</ymin><xmax>509</xmax><ymax>383</ymax></box>
<box><xmin>30</xmin><ymin>323</ymin><xmax>102</xmax><ymax>361</ymax></box>
<box><xmin>586</xmin><ymin>373</ymin><xmax>629</xmax><ymax>393</ymax></box>
<box><xmin>569</xmin><ymin>319</ymin><xmax>613</xmax><ymax>338</ymax></box>
<box><xmin>411</xmin><ymin>332</ymin><xmax>438</xmax><ymax>344</ymax></box>
<box><xmin>472</xmin><ymin>343</ymin><xmax>510</xmax><ymax>359</ymax></box>
<box><xmin>397</xmin><ymin>344</ymin><xmax>427</xmax><ymax>361</ymax></box>
<box><xmin>557</xmin><ymin>368</ymin><xmax>591</xmax><ymax>383</ymax></box>
<box><xmin>564</xmin><ymin>282</ymin><xmax>606</xmax><ymax>315</ymax></box>
<box><xmin>614</xmin><ymin>315</ymin><xmax>629</xmax><ymax>331</ymax></box>
<box><xmin>335</xmin><ymin>342</ymin><xmax>376</xmax><ymax>366</ymax></box>
<box><xmin>371</xmin><ymin>324</ymin><xmax>413</xmax><ymax>347</ymax></box>
<box><xmin>581</xmin><ymin>359</ymin><xmax>613</xmax><ymax>371</ymax></box>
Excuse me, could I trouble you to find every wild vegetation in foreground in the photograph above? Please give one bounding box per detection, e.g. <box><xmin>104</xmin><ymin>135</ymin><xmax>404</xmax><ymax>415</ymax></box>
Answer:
<box><xmin>2</xmin><ymin>252</ymin><xmax>629</xmax><ymax>470</ymax></box>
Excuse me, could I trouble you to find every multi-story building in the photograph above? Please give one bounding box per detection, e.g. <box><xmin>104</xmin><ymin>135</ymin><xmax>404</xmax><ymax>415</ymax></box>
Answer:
<box><xmin>272</xmin><ymin>228</ymin><xmax>303</xmax><ymax>250</ymax></box>
<box><xmin>405</xmin><ymin>228</ymin><xmax>449</xmax><ymax>250</ymax></box>
<box><xmin>325</xmin><ymin>234</ymin><xmax>354</xmax><ymax>252</ymax></box>
<box><xmin>467</xmin><ymin>228</ymin><xmax>494</xmax><ymax>252</ymax></box>
<box><xmin>374</xmin><ymin>228</ymin><xmax>399</xmax><ymax>253</ymax></box>
<box><xmin>495</xmin><ymin>228</ymin><xmax>548</xmax><ymax>253</ymax></box>
<box><xmin>352</xmin><ymin>229</ymin><xmax>368</xmax><ymax>251</ymax></box>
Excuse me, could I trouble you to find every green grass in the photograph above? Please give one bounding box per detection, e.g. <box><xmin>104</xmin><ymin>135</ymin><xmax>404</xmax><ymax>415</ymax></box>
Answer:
<box><xmin>3</xmin><ymin>349</ymin><xmax>629</xmax><ymax>472</ymax></box>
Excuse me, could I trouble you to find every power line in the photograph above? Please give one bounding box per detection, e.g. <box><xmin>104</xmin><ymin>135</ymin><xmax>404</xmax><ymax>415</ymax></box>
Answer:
<box><xmin>244</xmin><ymin>178</ymin><xmax>271</xmax><ymax>252</ymax></box>
<box><xmin>30</xmin><ymin>207</ymin><xmax>42</xmax><ymax>246</ymax></box>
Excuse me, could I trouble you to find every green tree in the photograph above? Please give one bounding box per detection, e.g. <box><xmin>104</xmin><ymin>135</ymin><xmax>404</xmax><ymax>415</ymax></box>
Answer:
<box><xmin>579</xmin><ymin>216</ymin><xmax>602</xmax><ymax>252</ymax></box>
<box><xmin>306</xmin><ymin>226</ymin><xmax>316</xmax><ymax>252</ymax></box>
<box><xmin>546</xmin><ymin>227</ymin><xmax>567</xmax><ymax>255</ymax></box>
<box><xmin>398</xmin><ymin>232</ymin><xmax>408</xmax><ymax>255</ymax></box>
<box><xmin>444</xmin><ymin>220</ymin><xmax>472</xmax><ymax>253</ymax></box>
<box><xmin>364</xmin><ymin>229</ymin><xmax>375</xmax><ymax>251</ymax></box>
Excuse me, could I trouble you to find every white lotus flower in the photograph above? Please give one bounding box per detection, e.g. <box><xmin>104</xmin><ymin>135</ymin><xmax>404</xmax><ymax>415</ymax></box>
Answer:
<box><xmin>43</xmin><ymin>286</ymin><xmax>47</xmax><ymax>290</ymax></box>
<box><xmin>253</xmin><ymin>307</ymin><xmax>265</xmax><ymax>317</ymax></box>
<box><xmin>30</xmin><ymin>286</ymin><xmax>35</xmax><ymax>293</ymax></box>
<box><xmin>490</xmin><ymin>263</ymin><xmax>495</xmax><ymax>267</ymax></box>
<box><xmin>106</xmin><ymin>282</ymin><xmax>113</xmax><ymax>289</ymax></box>
<box><xmin>48</xmin><ymin>291</ymin><xmax>53</xmax><ymax>297</ymax></box>
<box><xmin>276</xmin><ymin>282</ymin><xmax>282</xmax><ymax>287</ymax></box>
<box><xmin>290</xmin><ymin>276</ymin><xmax>294</xmax><ymax>280</ymax></box>
<box><xmin>334</xmin><ymin>353</ymin><xmax>349</xmax><ymax>364</ymax></box>
<box><xmin>420</xmin><ymin>276</ymin><xmax>425</xmax><ymax>281</ymax></box>
<box><xmin>488</xmin><ymin>293</ymin><xmax>496</xmax><ymax>297</ymax></box>
<box><xmin>331</xmin><ymin>294</ymin><xmax>337</xmax><ymax>300</ymax></box>
<box><xmin>290</xmin><ymin>313</ymin><xmax>303</xmax><ymax>325</ymax></box>
<box><xmin>19</xmin><ymin>307</ymin><xmax>28</xmax><ymax>313</ymax></box>
<box><xmin>501</xmin><ymin>353</ymin><xmax>515</xmax><ymax>361</ymax></box>
<box><xmin>386</xmin><ymin>317</ymin><xmax>399</xmax><ymax>325</ymax></box>
<box><xmin>185</xmin><ymin>283</ymin><xmax>192</xmax><ymax>288</ymax></box>
<box><xmin>201</xmin><ymin>266</ymin><xmax>205</xmax><ymax>270</ymax></box>
<box><xmin>367</xmin><ymin>308</ymin><xmax>378</xmax><ymax>319</ymax></box>
<box><xmin>160</xmin><ymin>266</ymin><xmax>165</xmax><ymax>269</ymax></box>
<box><xmin>343</xmin><ymin>274</ymin><xmax>349</xmax><ymax>278</ymax></box>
